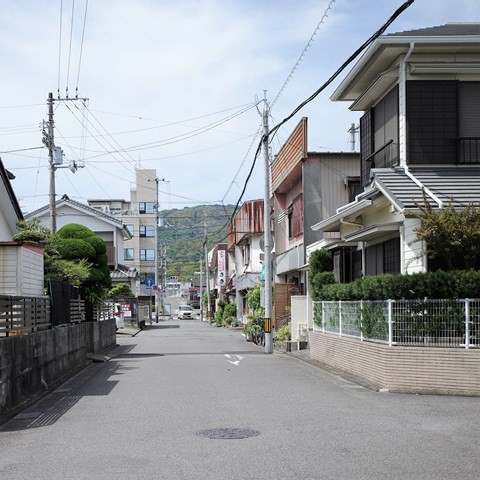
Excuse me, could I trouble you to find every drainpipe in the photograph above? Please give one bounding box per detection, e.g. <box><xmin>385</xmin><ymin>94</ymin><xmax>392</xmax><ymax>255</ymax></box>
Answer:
<box><xmin>400</xmin><ymin>42</ymin><xmax>444</xmax><ymax>209</ymax></box>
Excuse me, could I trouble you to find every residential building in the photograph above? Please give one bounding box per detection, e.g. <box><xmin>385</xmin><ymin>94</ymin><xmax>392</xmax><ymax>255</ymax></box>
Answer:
<box><xmin>271</xmin><ymin>118</ymin><xmax>360</xmax><ymax>326</ymax></box>
<box><xmin>26</xmin><ymin>194</ymin><xmax>135</xmax><ymax>292</ymax></box>
<box><xmin>226</xmin><ymin>199</ymin><xmax>264</xmax><ymax>323</ymax></box>
<box><xmin>88</xmin><ymin>169</ymin><xmax>158</xmax><ymax>298</ymax></box>
<box><xmin>0</xmin><ymin>159</ymin><xmax>44</xmax><ymax>296</ymax></box>
<box><xmin>311</xmin><ymin>24</ymin><xmax>480</xmax><ymax>279</ymax></box>
<box><xmin>209</xmin><ymin>243</ymin><xmax>228</xmax><ymax>312</ymax></box>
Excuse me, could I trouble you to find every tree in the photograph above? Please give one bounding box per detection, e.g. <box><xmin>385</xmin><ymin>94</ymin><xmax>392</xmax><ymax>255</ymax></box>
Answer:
<box><xmin>54</xmin><ymin>224</ymin><xmax>111</xmax><ymax>303</ymax></box>
<box><xmin>108</xmin><ymin>283</ymin><xmax>134</xmax><ymax>298</ymax></box>
<box><xmin>13</xmin><ymin>219</ymin><xmax>91</xmax><ymax>287</ymax></box>
<box><xmin>309</xmin><ymin>248</ymin><xmax>335</xmax><ymax>300</ymax></box>
<box><xmin>413</xmin><ymin>200</ymin><xmax>480</xmax><ymax>270</ymax></box>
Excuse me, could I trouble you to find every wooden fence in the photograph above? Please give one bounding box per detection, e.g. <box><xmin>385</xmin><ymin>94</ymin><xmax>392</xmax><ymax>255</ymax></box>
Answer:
<box><xmin>0</xmin><ymin>295</ymin><xmax>86</xmax><ymax>337</ymax></box>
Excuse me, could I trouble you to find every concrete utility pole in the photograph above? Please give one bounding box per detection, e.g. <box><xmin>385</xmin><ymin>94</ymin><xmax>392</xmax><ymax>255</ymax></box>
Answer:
<box><xmin>47</xmin><ymin>92</ymin><xmax>56</xmax><ymax>233</ymax></box>
<box><xmin>199</xmin><ymin>256</ymin><xmax>203</xmax><ymax>322</ymax></box>
<box><xmin>204</xmin><ymin>222</ymin><xmax>211</xmax><ymax>325</ymax></box>
<box><xmin>262</xmin><ymin>92</ymin><xmax>273</xmax><ymax>354</ymax></box>
<box><xmin>44</xmin><ymin>91</ymin><xmax>87</xmax><ymax>233</ymax></box>
<box><xmin>155</xmin><ymin>177</ymin><xmax>160</xmax><ymax>322</ymax></box>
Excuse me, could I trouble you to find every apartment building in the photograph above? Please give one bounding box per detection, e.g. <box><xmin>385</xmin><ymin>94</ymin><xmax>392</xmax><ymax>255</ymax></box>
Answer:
<box><xmin>89</xmin><ymin>169</ymin><xmax>158</xmax><ymax>299</ymax></box>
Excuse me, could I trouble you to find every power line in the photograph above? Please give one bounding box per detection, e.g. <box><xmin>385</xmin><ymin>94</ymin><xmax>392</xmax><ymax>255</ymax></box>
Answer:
<box><xmin>75</xmin><ymin>0</ymin><xmax>89</xmax><ymax>93</ymax></box>
<box><xmin>271</xmin><ymin>0</ymin><xmax>336</xmax><ymax>109</ymax></box>
<box><xmin>230</xmin><ymin>0</ymin><xmax>416</xmax><ymax>224</ymax></box>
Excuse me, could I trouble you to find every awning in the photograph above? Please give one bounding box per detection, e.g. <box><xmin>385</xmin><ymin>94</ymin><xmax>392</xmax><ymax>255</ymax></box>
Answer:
<box><xmin>343</xmin><ymin>223</ymin><xmax>401</xmax><ymax>242</ymax></box>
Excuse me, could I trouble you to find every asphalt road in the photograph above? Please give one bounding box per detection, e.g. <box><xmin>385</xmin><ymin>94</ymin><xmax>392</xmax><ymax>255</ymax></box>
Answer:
<box><xmin>1</xmin><ymin>319</ymin><xmax>480</xmax><ymax>480</ymax></box>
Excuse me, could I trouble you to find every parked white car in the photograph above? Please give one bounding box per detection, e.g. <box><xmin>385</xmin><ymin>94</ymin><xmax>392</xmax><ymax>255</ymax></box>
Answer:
<box><xmin>177</xmin><ymin>305</ymin><xmax>194</xmax><ymax>319</ymax></box>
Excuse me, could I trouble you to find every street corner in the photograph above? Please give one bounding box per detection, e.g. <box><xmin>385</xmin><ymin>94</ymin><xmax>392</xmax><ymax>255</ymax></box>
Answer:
<box><xmin>116</xmin><ymin>325</ymin><xmax>141</xmax><ymax>336</ymax></box>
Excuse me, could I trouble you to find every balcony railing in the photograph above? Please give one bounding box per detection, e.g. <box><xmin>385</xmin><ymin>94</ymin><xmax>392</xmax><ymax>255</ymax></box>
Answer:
<box><xmin>362</xmin><ymin>140</ymin><xmax>399</xmax><ymax>186</ymax></box>
<box><xmin>365</xmin><ymin>139</ymin><xmax>399</xmax><ymax>169</ymax></box>
<box><xmin>455</xmin><ymin>137</ymin><xmax>480</xmax><ymax>164</ymax></box>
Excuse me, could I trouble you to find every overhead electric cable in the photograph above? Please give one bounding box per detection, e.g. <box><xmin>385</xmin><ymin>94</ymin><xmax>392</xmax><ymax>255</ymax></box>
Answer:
<box><xmin>271</xmin><ymin>0</ymin><xmax>336</xmax><ymax>109</ymax></box>
<box><xmin>269</xmin><ymin>0</ymin><xmax>415</xmax><ymax>140</ymax></box>
<box><xmin>57</xmin><ymin>0</ymin><xmax>63</xmax><ymax>96</ymax></box>
<box><xmin>66</xmin><ymin>0</ymin><xmax>76</xmax><ymax>96</ymax></box>
<box><xmin>230</xmin><ymin>0</ymin><xmax>415</xmax><ymax>222</ymax></box>
<box><xmin>75</xmin><ymin>0</ymin><xmax>89</xmax><ymax>93</ymax></box>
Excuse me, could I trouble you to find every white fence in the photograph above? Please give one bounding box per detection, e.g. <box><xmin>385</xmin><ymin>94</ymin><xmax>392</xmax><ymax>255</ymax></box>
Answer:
<box><xmin>313</xmin><ymin>299</ymin><xmax>480</xmax><ymax>349</ymax></box>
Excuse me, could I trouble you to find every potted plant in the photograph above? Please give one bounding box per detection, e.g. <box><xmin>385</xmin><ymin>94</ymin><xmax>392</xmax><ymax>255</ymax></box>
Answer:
<box><xmin>243</xmin><ymin>325</ymin><xmax>254</xmax><ymax>341</ymax></box>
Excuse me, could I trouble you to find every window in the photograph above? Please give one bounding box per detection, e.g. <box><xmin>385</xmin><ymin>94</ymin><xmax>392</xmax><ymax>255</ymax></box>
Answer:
<box><xmin>288</xmin><ymin>194</ymin><xmax>303</xmax><ymax>239</ymax></box>
<box><xmin>365</xmin><ymin>238</ymin><xmax>400</xmax><ymax>276</ymax></box>
<box><xmin>242</xmin><ymin>243</ymin><xmax>251</xmax><ymax>265</ymax></box>
<box><xmin>140</xmin><ymin>249</ymin><xmax>155</xmax><ymax>261</ymax></box>
<box><xmin>124</xmin><ymin>248</ymin><xmax>134</xmax><ymax>261</ymax></box>
<box><xmin>140</xmin><ymin>225</ymin><xmax>155</xmax><ymax>237</ymax></box>
<box><xmin>125</xmin><ymin>224</ymin><xmax>134</xmax><ymax>236</ymax></box>
<box><xmin>139</xmin><ymin>202</ymin><xmax>155</xmax><ymax>214</ymax></box>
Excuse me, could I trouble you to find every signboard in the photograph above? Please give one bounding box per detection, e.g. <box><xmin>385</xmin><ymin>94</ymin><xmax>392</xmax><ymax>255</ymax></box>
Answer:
<box><xmin>121</xmin><ymin>303</ymin><xmax>132</xmax><ymax>318</ymax></box>
<box><xmin>217</xmin><ymin>250</ymin><xmax>226</xmax><ymax>287</ymax></box>
<box><xmin>145</xmin><ymin>278</ymin><xmax>153</xmax><ymax>289</ymax></box>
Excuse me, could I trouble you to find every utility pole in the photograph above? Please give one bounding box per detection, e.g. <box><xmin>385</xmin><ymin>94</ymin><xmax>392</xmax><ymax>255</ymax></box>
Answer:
<box><xmin>47</xmin><ymin>92</ymin><xmax>56</xmax><ymax>233</ymax></box>
<box><xmin>44</xmin><ymin>91</ymin><xmax>87</xmax><ymax>233</ymax></box>
<box><xmin>155</xmin><ymin>177</ymin><xmax>159</xmax><ymax>322</ymax></box>
<box><xmin>199</xmin><ymin>256</ymin><xmax>203</xmax><ymax>322</ymax></box>
<box><xmin>262</xmin><ymin>92</ymin><xmax>273</xmax><ymax>354</ymax></box>
<box><xmin>204</xmin><ymin>222</ymin><xmax>211</xmax><ymax>325</ymax></box>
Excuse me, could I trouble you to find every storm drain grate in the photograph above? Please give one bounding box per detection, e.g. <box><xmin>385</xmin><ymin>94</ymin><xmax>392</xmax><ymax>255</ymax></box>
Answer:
<box><xmin>196</xmin><ymin>428</ymin><xmax>260</xmax><ymax>440</ymax></box>
<box><xmin>14</xmin><ymin>412</ymin><xmax>42</xmax><ymax>420</ymax></box>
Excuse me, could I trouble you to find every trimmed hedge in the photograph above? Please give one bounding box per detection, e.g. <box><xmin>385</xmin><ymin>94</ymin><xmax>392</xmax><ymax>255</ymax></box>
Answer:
<box><xmin>319</xmin><ymin>270</ymin><xmax>480</xmax><ymax>301</ymax></box>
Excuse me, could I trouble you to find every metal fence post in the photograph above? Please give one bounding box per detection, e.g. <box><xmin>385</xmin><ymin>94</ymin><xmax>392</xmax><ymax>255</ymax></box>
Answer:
<box><xmin>465</xmin><ymin>298</ymin><xmax>470</xmax><ymax>350</ymax></box>
<box><xmin>360</xmin><ymin>300</ymin><xmax>364</xmax><ymax>342</ymax></box>
<box><xmin>388</xmin><ymin>299</ymin><xmax>393</xmax><ymax>347</ymax></box>
<box><xmin>322</xmin><ymin>302</ymin><xmax>325</xmax><ymax>334</ymax></box>
<box><xmin>339</xmin><ymin>300</ymin><xmax>342</xmax><ymax>337</ymax></box>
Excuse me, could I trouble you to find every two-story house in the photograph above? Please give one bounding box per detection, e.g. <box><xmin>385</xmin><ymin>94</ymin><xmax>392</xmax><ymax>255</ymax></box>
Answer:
<box><xmin>271</xmin><ymin>118</ymin><xmax>360</xmax><ymax>327</ymax></box>
<box><xmin>226</xmin><ymin>199</ymin><xmax>264</xmax><ymax>323</ymax></box>
<box><xmin>312</xmin><ymin>24</ymin><xmax>480</xmax><ymax>279</ymax></box>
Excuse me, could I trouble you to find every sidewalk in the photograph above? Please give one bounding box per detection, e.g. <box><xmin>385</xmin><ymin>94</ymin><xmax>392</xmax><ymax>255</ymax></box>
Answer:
<box><xmin>116</xmin><ymin>325</ymin><xmax>141</xmax><ymax>336</ymax></box>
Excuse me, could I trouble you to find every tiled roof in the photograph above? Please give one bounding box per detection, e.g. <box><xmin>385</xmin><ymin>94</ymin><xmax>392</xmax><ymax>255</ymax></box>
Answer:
<box><xmin>26</xmin><ymin>195</ymin><xmax>124</xmax><ymax>226</ymax></box>
<box><xmin>388</xmin><ymin>23</ymin><xmax>480</xmax><ymax>37</ymax></box>
<box><xmin>372</xmin><ymin>168</ymin><xmax>480</xmax><ymax>210</ymax></box>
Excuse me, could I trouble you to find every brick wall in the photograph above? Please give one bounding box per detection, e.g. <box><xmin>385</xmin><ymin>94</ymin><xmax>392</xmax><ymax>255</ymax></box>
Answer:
<box><xmin>310</xmin><ymin>331</ymin><xmax>480</xmax><ymax>395</ymax></box>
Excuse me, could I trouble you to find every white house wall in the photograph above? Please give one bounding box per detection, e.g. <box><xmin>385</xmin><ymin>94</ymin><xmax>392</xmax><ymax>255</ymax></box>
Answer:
<box><xmin>18</xmin><ymin>247</ymin><xmax>44</xmax><ymax>295</ymax></box>
<box><xmin>0</xmin><ymin>245</ymin><xmax>44</xmax><ymax>296</ymax></box>
<box><xmin>0</xmin><ymin>209</ymin><xmax>11</xmax><ymax>241</ymax></box>
<box><xmin>403</xmin><ymin>217</ymin><xmax>427</xmax><ymax>274</ymax></box>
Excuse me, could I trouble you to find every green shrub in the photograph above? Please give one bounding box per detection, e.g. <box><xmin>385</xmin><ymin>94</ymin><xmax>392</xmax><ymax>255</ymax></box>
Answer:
<box><xmin>57</xmin><ymin>238</ymin><xmax>96</xmax><ymax>261</ymax></box>
<box><xmin>224</xmin><ymin>303</ymin><xmax>236</xmax><ymax>318</ymax></box>
<box><xmin>276</xmin><ymin>324</ymin><xmax>290</xmax><ymax>341</ymax></box>
<box><xmin>319</xmin><ymin>270</ymin><xmax>480</xmax><ymax>301</ymax></box>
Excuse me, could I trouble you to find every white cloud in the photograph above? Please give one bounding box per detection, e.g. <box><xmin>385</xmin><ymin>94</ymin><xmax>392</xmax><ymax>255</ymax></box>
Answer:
<box><xmin>1</xmin><ymin>0</ymin><xmax>479</xmax><ymax>213</ymax></box>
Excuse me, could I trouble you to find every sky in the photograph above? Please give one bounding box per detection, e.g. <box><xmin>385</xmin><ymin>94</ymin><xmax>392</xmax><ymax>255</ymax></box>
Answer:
<box><xmin>1</xmin><ymin>0</ymin><xmax>479</xmax><ymax>215</ymax></box>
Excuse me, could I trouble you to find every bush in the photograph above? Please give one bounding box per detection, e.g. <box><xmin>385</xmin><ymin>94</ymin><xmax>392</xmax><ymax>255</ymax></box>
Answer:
<box><xmin>57</xmin><ymin>238</ymin><xmax>96</xmax><ymax>261</ymax></box>
<box><xmin>275</xmin><ymin>324</ymin><xmax>290</xmax><ymax>342</ymax></box>
<box><xmin>319</xmin><ymin>270</ymin><xmax>480</xmax><ymax>301</ymax></box>
<box><xmin>224</xmin><ymin>303</ymin><xmax>236</xmax><ymax>318</ymax></box>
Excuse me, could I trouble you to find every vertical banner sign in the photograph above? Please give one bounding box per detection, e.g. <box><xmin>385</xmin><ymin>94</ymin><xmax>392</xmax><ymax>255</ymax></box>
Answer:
<box><xmin>217</xmin><ymin>250</ymin><xmax>226</xmax><ymax>287</ymax></box>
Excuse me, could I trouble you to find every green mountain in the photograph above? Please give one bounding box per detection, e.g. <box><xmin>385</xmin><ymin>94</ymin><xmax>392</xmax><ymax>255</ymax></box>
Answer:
<box><xmin>158</xmin><ymin>204</ymin><xmax>235</xmax><ymax>281</ymax></box>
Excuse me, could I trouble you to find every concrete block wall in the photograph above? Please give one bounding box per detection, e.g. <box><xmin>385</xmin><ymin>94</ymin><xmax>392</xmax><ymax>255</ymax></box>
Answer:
<box><xmin>0</xmin><ymin>320</ymin><xmax>116</xmax><ymax>421</ymax></box>
<box><xmin>310</xmin><ymin>331</ymin><xmax>480</xmax><ymax>395</ymax></box>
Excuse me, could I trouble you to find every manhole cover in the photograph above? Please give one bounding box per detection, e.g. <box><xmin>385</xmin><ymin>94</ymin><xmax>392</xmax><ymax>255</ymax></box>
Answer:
<box><xmin>196</xmin><ymin>428</ymin><xmax>260</xmax><ymax>440</ymax></box>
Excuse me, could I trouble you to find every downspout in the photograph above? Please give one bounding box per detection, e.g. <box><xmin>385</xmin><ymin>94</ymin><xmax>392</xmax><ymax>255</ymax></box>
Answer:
<box><xmin>400</xmin><ymin>42</ymin><xmax>444</xmax><ymax>209</ymax></box>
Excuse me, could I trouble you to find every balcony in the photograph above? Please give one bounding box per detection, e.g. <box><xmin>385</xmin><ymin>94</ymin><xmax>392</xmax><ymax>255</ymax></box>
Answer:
<box><xmin>362</xmin><ymin>140</ymin><xmax>399</xmax><ymax>186</ymax></box>
<box><xmin>455</xmin><ymin>137</ymin><xmax>480</xmax><ymax>164</ymax></box>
